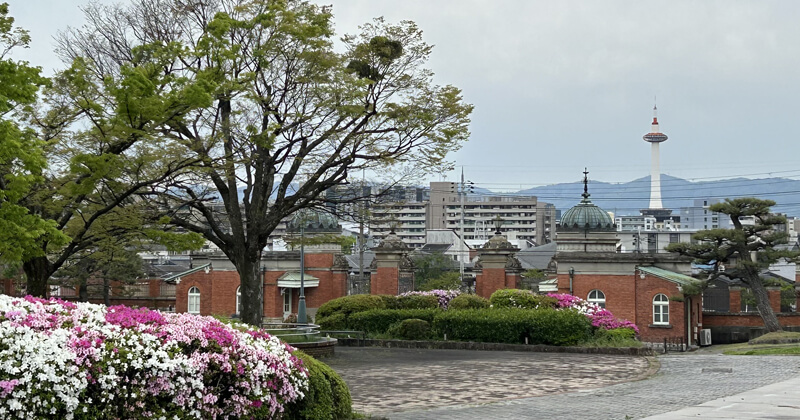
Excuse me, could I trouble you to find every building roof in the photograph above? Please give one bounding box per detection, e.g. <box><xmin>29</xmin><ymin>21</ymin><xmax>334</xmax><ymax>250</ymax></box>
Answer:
<box><xmin>344</xmin><ymin>252</ymin><xmax>375</xmax><ymax>272</ymax></box>
<box><xmin>516</xmin><ymin>242</ymin><xmax>557</xmax><ymax>270</ymax></box>
<box><xmin>420</xmin><ymin>243</ymin><xmax>452</xmax><ymax>254</ymax></box>
<box><xmin>637</xmin><ymin>266</ymin><xmax>698</xmax><ymax>287</ymax></box>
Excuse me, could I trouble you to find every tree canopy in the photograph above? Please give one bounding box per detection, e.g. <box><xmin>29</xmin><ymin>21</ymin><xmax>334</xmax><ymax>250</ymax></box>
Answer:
<box><xmin>57</xmin><ymin>0</ymin><xmax>472</xmax><ymax>325</ymax></box>
<box><xmin>666</xmin><ymin>197</ymin><xmax>800</xmax><ymax>332</ymax></box>
<box><xmin>0</xmin><ymin>3</ymin><xmax>68</xmax><ymax>266</ymax></box>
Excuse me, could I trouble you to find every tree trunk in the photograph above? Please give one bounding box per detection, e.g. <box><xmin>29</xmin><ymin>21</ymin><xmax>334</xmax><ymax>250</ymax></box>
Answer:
<box><xmin>22</xmin><ymin>256</ymin><xmax>54</xmax><ymax>298</ymax></box>
<box><xmin>78</xmin><ymin>279</ymin><xmax>88</xmax><ymax>302</ymax></box>
<box><xmin>238</xmin><ymin>255</ymin><xmax>265</xmax><ymax>327</ymax></box>
<box><xmin>749</xmin><ymin>278</ymin><xmax>783</xmax><ymax>332</ymax></box>
<box><xmin>103</xmin><ymin>278</ymin><xmax>111</xmax><ymax>306</ymax></box>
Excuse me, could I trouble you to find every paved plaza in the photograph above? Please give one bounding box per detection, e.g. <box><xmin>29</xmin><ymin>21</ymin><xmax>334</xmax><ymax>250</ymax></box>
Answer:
<box><xmin>325</xmin><ymin>347</ymin><xmax>800</xmax><ymax>419</ymax></box>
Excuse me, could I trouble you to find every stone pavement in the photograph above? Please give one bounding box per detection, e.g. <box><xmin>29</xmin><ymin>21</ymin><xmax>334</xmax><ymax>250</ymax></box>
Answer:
<box><xmin>325</xmin><ymin>347</ymin><xmax>800</xmax><ymax>419</ymax></box>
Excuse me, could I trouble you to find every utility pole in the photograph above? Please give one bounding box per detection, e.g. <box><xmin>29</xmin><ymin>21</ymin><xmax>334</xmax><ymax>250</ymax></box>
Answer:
<box><xmin>458</xmin><ymin>168</ymin><xmax>473</xmax><ymax>288</ymax></box>
<box><xmin>459</xmin><ymin>168</ymin><xmax>465</xmax><ymax>286</ymax></box>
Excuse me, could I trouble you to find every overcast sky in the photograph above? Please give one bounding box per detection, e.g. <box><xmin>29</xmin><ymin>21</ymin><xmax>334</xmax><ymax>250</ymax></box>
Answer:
<box><xmin>9</xmin><ymin>0</ymin><xmax>800</xmax><ymax>192</ymax></box>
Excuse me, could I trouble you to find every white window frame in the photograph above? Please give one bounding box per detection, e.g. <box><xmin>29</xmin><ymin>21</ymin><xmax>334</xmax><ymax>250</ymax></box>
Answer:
<box><xmin>587</xmin><ymin>290</ymin><xmax>606</xmax><ymax>308</ymax></box>
<box><xmin>188</xmin><ymin>286</ymin><xmax>201</xmax><ymax>314</ymax></box>
<box><xmin>653</xmin><ymin>293</ymin><xmax>669</xmax><ymax>325</ymax></box>
<box><xmin>236</xmin><ymin>286</ymin><xmax>241</xmax><ymax>315</ymax></box>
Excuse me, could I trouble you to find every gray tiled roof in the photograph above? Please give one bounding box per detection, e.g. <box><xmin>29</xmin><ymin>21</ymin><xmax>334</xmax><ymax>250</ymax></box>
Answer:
<box><xmin>516</xmin><ymin>242</ymin><xmax>557</xmax><ymax>270</ymax></box>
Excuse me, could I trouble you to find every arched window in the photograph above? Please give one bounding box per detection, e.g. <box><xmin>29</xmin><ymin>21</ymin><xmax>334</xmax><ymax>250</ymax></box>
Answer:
<box><xmin>588</xmin><ymin>290</ymin><xmax>606</xmax><ymax>308</ymax></box>
<box><xmin>188</xmin><ymin>286</ymin><xmax>201</xmax><ymax>314</ymax></box>
<box><xmin>236</xmin><ymin>286</ymin><xmax>241</xmax><ymax>315</ymax></box>
<box><xmin>653</xmin><ymin>293</ymin><xmax>669</xmax><ymax>325</ymax></box>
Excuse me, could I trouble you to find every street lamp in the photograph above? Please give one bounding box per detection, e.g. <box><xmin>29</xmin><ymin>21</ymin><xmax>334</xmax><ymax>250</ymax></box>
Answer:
<box><xmin>568</xmin><ymin>266</ymin><xmax>575</xmax><ymax>295</ymax></box>
<box><xmin>291</xmin><ymin>210</ymin><xmax>309</xmax><ymax>325</ymax></box>
<box><xmin>493</xmin><ymin>215</ymin><xmax>504</xmax><ymax>235</ymax></box>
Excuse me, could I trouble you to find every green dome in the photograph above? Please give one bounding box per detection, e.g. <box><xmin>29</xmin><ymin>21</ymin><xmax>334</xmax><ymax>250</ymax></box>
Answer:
<box><xmin>287</xmin><ymin>209</ymin><xmax>340</xmax><ymax>233</ymax></box>
<box><xmin>559</xmin><ymin>169</ymin><xmax>615</xmax><ymax>232</ymax></box>
<box><xmin>559</xmin><ymin>198</ymin><xmax>615</xmax><ymax>232</ymax></box>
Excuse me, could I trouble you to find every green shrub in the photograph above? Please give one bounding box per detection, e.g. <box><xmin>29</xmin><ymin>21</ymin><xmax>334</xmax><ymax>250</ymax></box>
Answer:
<box><xmin>284</xmin><ymin>351</ymin><xmax>352</xmax><ymax>420</ymax></box>
<box><xmin>377</xmin><ymin>294</ymin><xmax>400</xmax><ymax>309</ymax></box>
<box><xmin>595</xmin><ymin>327</ymin><xmax>637</xmax><ymax>341</ymax></box>
<box><xmin>433</xmin><ymin>308</ymin><xmax>591</xmax><ymax>346</ymax></box>
<box><xmin>317</xmin><ymin>313</ymin><xmax>347</xmax><ymax>331</ymax></box>
<box><xmin>387</xmin><ymin>319</ymin><xmax>432</xmax><ymax>340</ymax></box>
<box><xmin>316</xmin><ymin>295</ymin><xmax>386</xmax><ymax>319</ymax></box>
<box><xmin>348</xmin><ymin>309</ymin><xmax>438</xmax><ymax>334</ymax></box>
<box><xmin>448</xmin><ymin>294</ymin><xmax>490</xmax><ymax>310</ymax></box>
<box><xmin>489</xmin><ymin>289</ymin><xmax>557</xmax><ymax>310</ymax></box>
<box><xmin>583</xmin><ymin>327</ymin><xmax>642</xmax><ymax>348</ymax></box>
<box><xmin>396</xmin><ymin>294</ymin><xmax>439</xmax><ymax>310</ymax></box>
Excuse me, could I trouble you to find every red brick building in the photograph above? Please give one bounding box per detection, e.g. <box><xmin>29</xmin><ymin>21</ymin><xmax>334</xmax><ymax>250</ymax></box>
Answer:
<box><xmin>552</xmin><ymin>175</ymin><xmax>703</xmax><ymax>347</ymax></box>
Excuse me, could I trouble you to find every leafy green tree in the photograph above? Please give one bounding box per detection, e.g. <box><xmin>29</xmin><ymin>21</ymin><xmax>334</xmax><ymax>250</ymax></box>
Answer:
<box><xmin>58</xmin><ymin>0</ymin><xmax>472</xmax><ymax>326</ymax></box>
<box><xmin>418</xmin><ymin>271</ymin><xmax>461</xmax><ymax>291</ymax></box>
<box><xmin>55</xmin><ymin>244</ymin><xmax>144</xmax><ymax>305</ymax></box>
<box><xmin>413</xmin><ymin>252</ymin><xmax>457</xmax><ymax>291</ymax></box>
<box><xmin>666</xmin><ymin>198</ymin><xmax>800</xmax><ymax>332</ymax></box>
<box><xmin>0</xmin><ymin>2</ymin><xmax>207</xmax><ymax>297</ymax></box>
<box><xmin>0</xmin><ymin>3</ymin><xmax>68</xmax><ymax>271</ymax></box>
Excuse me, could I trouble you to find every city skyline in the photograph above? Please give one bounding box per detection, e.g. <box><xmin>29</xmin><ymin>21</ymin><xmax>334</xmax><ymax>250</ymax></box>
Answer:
<box><xmin>10</xmin><ymin>0</ymin><xmax>800</xmax><ymax>190</ymax></box>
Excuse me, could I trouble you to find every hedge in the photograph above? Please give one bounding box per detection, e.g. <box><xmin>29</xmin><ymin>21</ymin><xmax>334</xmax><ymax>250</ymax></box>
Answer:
<box><xmin>284</xmin><ymin>351</ymin><xmax>352</xmax><ymax>420</ymax></box>
<box><xmin>489</xmin><ymin>289</ymin><xmax>558</xmax><ymax>310</ymax></box>
<box><xmin>448</xmin><ymin>294</ymin><xmax>490</xmax><ymax>310</ymax></box>
<box><xmin>316</xmin><ymin>313</ymin><xmax>346</xmax><ymax>331</ymax></box>
<box><xmin>315</xmin><ymin>295</ymin><xmax>386</xmax><ymax>319</ymax></box>
<box><xmin>396</xmin><ymin>294</ymin><xmax>439</xmax><ymax>310</ymax></box>
<box><xmin>432</xmin><ymin>308</ymin><xmax>592</xmax><ymax>346</ymax></box>
<box><xmin>348</xmin><ymin>309</ymin><xmax>439</xmax><ymax>334</ymax></box>
<box><xmin>387</xmin><ymin>319</ymin><xmax>432</xmax><ymax>340</ymax></box>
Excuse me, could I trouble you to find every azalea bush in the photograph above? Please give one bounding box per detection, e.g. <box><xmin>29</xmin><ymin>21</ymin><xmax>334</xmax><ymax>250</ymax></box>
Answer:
<box><xmin>0</xmin><ymin>295</ymin><xmax>308</xmax><ymax>419</ymax></box>
<box><xmin>489</xmin><ymin>289</ymin><xmax>557</xmax><ymax>310</ymax></box>
<box><xmin>398</xmin><ymin>289</ymin><xmax>460</xmax><ymax>310</ymax></box>
<box><xmin>547</xmin><ymin>293</ymin><xmax>639</xmax><ymax>334</ymax></box>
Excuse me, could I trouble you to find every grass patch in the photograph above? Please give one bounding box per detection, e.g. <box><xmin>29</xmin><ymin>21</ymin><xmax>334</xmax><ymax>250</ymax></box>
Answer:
<box><xmin>749</xmin><ymin>331</ymin><xmax>800</xmax><ymax>345</ymax></box>
<box><xmin>724</xmin><ymin>346</ymin><xmax>800</xmax><ymax>356</ymax></box>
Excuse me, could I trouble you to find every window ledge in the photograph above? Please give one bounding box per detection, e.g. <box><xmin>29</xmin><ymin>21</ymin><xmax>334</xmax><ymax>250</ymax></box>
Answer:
<box><xmin>649</xmin><ymin>324</ymin><xmax>672</xmax><ymax>329</ymax></box>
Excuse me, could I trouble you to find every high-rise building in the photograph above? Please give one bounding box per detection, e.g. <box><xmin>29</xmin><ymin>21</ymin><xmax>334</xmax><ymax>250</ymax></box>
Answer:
<box><xmin>369</xmin><ymin>181</ymin><xmax>557</xmax><ymax>248</ymax></box>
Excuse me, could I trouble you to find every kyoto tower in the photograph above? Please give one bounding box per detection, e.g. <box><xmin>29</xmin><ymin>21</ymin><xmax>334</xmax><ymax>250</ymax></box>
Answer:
<box><xmin>641</xmin><ymin>105</ymin><xmax>672</xmax><ymax>219</ymax></box>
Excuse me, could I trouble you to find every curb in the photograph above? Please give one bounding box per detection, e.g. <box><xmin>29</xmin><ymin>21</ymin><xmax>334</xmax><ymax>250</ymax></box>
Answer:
<box><xmin>336</xmin><ymin>338</ymin><xmax>655</xmax><ymax>356</ymax></box>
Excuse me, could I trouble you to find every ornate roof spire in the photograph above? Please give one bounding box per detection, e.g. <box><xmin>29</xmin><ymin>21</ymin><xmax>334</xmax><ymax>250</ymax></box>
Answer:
<box><xmin>582</xmin><ymin>167</ymin><xmax>590</xmax><ymax>202</ymax></box>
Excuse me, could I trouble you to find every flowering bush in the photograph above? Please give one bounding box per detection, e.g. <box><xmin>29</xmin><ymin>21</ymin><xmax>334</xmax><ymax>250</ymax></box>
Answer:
<box><xmin>547</xmin><ymin>293</ymin><xmax>639</xmax><ymax>334</ymax></box>
<box><xmin>489</xmin><ymin>289</ymin><xmax>557</xmax><ymax>310</ymax></box>
<box><xmin>0</xmin><ymin>295</ymin><xmax>308</xmax><ymax>419</ymax></box>
<box><xmin>399</xmin><ymin>289</ymin><xmax>461</xmax><ymax>310</ymax></box>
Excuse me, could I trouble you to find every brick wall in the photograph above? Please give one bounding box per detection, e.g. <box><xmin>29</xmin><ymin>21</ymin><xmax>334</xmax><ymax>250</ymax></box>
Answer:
<box><xmin>371</xmin><ymin>267</ymin><xmax>399</xmax><ymax>295</ymax></box>
<box><xmin>635</xmin><ymin>274</ymin><xmax>686</xmax><ymax>343</ymax></box>
<box><xmin>476</xmin><ymin>268</ymin><xmax>507</xmax><ymax>299</ymax></box>
<box><xmin>558</xmin><ymin>271</ymin><xmax>693</xmax><ymax>343</ymax></box>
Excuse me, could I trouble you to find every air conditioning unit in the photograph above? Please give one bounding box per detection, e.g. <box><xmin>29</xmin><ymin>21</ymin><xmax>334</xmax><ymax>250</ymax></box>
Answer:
<box><xmin>699</xmin><ymin>328</ymin><xmax>712</xmax><ymax>346</ymax></box>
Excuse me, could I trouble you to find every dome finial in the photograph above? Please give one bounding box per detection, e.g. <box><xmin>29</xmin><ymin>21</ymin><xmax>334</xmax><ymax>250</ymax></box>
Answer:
<box><xmin>582</xmin><ymin>168</ymin><xmax>590</xmax><ymax>201</ymax></box>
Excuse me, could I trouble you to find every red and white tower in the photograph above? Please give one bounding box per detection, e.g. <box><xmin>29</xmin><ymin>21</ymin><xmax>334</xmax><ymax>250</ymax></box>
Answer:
<box><xmin>642</xmin><ymin>105</ymin><xmax>668</xmax><ymax>211</ymax></box>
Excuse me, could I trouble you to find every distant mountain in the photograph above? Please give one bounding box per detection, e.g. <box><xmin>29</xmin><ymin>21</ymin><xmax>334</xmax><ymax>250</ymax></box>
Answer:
<box><xmin>514</xmin><ymin>175</ymin><xmax>800</xmax><ymax>217</ymax></box>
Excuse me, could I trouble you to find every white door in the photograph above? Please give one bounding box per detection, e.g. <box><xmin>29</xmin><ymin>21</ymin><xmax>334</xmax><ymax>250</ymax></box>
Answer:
<box><xmin>283</xmin><ymin>289</ymin><xmax>292</xmax><ymax>319</ymax></box>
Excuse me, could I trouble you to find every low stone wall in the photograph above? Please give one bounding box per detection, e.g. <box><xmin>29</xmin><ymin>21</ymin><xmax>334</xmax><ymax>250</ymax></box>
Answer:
<box><xmin>336</xmin><ymin>338</ymin><xmax>654</xmax><ymax>356</ymax></box>
<box><xmin>292</xmin><ymin>337</ymin><xmax>337</xmax><ymax>358</ymax></box>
